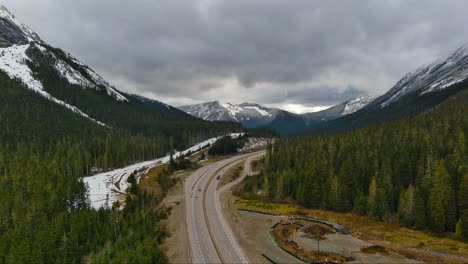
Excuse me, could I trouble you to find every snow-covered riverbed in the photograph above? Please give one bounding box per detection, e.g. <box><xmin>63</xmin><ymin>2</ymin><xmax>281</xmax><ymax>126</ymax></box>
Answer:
<box><xmin>84</xmin><ymin>133</ymin><xmax>242</xmax><ymax>209</ymax></box>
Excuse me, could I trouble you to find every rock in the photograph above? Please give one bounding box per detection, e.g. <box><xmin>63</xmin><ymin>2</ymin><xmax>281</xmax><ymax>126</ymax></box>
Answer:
<box><xmin>0</xmin><ymin>18</ymin><xmax>30</xmax><ymax>47</ymax></box>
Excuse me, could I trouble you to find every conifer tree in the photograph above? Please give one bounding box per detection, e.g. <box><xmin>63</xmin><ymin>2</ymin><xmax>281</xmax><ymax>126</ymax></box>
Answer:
<box><xmin>458</xmin><ymin>174</ymin><xmax>468</xmax><ymax>213</ymax></box>
<box><xmin>398</xmin><ymin>184</ymin><xmax>415</xmax><ymax>226</ymax></box>
<box><xmin>429</xmin><ymin>160</ymin><xmax>457</xmax><ymax>232</ymax></box>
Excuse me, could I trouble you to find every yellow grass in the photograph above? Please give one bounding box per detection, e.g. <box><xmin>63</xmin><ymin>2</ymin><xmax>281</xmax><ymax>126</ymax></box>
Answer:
<box><xmin>139</xmin><ymin>165</ymin><xmax>166</xmax><ymax>199</ymax></box>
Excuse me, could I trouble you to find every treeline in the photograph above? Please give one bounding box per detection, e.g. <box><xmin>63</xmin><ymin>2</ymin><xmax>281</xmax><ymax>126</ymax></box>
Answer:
<box><xmin>241</xmin><ymin>88</ymin><xmax>468</xmax><ymax>237</ymax></box>
<box><xmin>208</xmin><ymin>135</ymin><xmax>247</xmax><ymax>156</ymax></box>
<box><xmin>89</xmin><ymin>175</ymin><xmax>168</xmax><ymax>263</ymax></box>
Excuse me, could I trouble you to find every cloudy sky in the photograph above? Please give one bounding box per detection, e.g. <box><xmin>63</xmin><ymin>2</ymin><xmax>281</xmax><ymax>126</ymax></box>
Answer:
<box><xmin>4</xmin><ymin>0</ymin><xmax>468</xmax><ymax>113</ymax></box>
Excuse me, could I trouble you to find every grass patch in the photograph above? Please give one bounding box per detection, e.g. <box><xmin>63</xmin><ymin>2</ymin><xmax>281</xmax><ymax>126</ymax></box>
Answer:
<box><xmin>361</xmin><ymin>245</ymin><xmax>389</xmax><ymax>255</ymax></box>
<box><xmin>235</xmin><ymin>199</ymin><xmax>296</xmax><ymax>215</ymax></box>
<box><xmin>139</xmin><ymin>165</ymin><xmax>167</xmax><ymax>199</ymax></box>
<box><xmin>251</xmin><ymin>159</ymin><xmax>264</xmax><ymax>172</ymax></box>
<box><xmin>218</xmin><ymin>163</ymin><xmax>244</xmax><ymax>188</ymax></box>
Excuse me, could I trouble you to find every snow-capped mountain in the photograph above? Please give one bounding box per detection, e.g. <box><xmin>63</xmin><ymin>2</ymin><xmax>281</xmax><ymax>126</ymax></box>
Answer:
<box><xmin>303</xmin><ymin>95</ymin><xmax>375</xmax><ymax>124</ymax></box>
<box><xmin>320</xmin><ymin>45</ymin><xmax>468</xmax><ymax>132</ymax></box>
<box><xmin>342</xmin><ymin>95</ymin><xmax>375</xmax><ymax>115</ymax></box>
<box><xmin>372</xmin><ymin>44</ymin><xmax>468</xmax><ymax>108</ymax></box>
<box><xmin>0</xmin><ymin>5</ymin><xmax>128</xmax><ymax>125</ymax></box>
<box><xmin>179</xmin><ymin>95</ymin><xmax>376</xmax><ymax>135</ymax></box>
<box><xmin>179</xmin><ymin>101</ymin><xmax>281</xmax><ymax>127</ymax></box>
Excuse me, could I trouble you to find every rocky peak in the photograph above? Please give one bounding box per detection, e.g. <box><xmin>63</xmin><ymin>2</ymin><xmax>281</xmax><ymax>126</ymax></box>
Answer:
<box><xmin>0</xmin><ymin>6</ymin><xmax>41</xmax><ymax>47</ymax></box>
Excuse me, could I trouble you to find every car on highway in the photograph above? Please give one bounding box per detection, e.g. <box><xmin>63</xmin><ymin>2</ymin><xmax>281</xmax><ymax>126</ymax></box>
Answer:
<box><xmin>216</xmin><ymin>175</ymin><xmax>221</xmax><ymax>180</ymax></box>
<box><xmin>198</xmin><ymin>188</ymin><xmax>202</xmax><ymax>191</ymax></box>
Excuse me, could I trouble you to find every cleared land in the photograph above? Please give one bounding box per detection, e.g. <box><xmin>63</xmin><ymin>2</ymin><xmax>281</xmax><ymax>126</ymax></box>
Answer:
<box><xmin>234</xmin><ymin>199</ymin><xmax>468</xmax><ymax>264</ymax></box>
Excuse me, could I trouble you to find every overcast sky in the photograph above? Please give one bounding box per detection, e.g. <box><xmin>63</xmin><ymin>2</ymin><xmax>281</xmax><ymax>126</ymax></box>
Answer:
<box><xmin>3</xmin><ymin>0</ymin><xmax>468</xmax><ymax>113</ymax></box>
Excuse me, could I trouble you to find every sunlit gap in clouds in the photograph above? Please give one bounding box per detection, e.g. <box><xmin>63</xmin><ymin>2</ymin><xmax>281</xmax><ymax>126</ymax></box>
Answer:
<box><xmin>280</xmin><ymin>104</ymin><xmax>330</xmax><ymax>114</ymax></box>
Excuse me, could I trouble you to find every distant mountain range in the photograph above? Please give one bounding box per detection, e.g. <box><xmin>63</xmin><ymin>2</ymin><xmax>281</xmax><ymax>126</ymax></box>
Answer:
<box><xmin>180</xmin><ymin>44</ymin><xmax>468</xmax><ymax>135</ymax></box>
<box><xmin>179</xmin><ymin>96</ymin><xmax>376</xmax><ymax>135</ymax></box>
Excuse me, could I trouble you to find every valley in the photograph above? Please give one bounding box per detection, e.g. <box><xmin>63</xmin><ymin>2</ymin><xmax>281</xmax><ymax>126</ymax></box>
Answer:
<box><xmin>0</xmin><ymin>2</ymin><xmax>467</xmax><ymax>264</ymax></box>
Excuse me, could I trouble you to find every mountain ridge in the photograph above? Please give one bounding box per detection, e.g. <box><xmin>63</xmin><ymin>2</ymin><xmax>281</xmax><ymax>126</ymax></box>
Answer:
<box><xmin>178</xmin><ymin>95</ymin><xmax>375</xmax><ymax>135</ymax></box>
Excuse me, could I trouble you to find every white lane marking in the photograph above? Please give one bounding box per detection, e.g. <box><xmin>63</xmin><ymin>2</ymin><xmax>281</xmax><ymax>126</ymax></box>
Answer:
<box><xmin>212</xmin><ymin>154</ymin><xmax>263</xmax><ymax>263</ymax></box>
<box><xmin>190</xmin><ymin>171</ymin><xmax>206</xmax><ymax>264</ymax></box>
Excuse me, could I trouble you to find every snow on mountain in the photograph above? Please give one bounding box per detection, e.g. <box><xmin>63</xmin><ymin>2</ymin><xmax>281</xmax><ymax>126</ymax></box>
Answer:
<box><xmin>0</xmin><ymin>5</ymin><xmax>128</xmax><ymax>125</ymax></box>
<box><xmin>342</xmin><ymin>95</ymin><xmax>375</xmax><ymax>115</ymax></box>
<box><xmin>181</xmin><ymin>96</ymin><xmax>377</xmax><ymax>131</ymax></box>
<box><xmin>179</xmin><ymin>101</ymin><xmax>278</xmax><ymax>124</ymax></box>
<box><xmin>301</xmin><ymin>94</ymin><xmax>376</xmax><ymax>124</ymax></box>
<box><xmin>0</xmin><ymin>44</ymin><xmax>107</xmax><ymax>126</ymax></box>
<box><xmin>379</xmin><ymin>44</ymin><xmax>468</xmax><ymax>107</ymax></box>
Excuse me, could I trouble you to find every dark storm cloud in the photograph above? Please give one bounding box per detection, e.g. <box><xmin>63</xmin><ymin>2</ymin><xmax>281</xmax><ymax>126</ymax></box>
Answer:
<box><xmin>3</xmin><ymin>0</ymin><xmax>468</xmax><ymax>111</ymax></box>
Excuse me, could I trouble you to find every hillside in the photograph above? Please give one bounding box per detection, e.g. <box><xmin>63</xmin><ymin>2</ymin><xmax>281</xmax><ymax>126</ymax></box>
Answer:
<box><xmin>0</xmin><ymin>6</ymin><xmax>239</xmax><ymax>263</ymax></box>
<box><xmin>240</xmin><ymin>87</ymin><xmax>468</xmax><ymax>237</ymax></box>
<box><xmin>319</xmin><ymin>45</ymin><xmax>468</xmax><ymax>133</ymax></box>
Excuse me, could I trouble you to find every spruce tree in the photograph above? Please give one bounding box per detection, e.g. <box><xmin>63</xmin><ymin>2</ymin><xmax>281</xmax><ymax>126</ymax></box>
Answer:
<box><xmin>458</xmin><ymin>173</ymin><xmax>468</xmax><ymax>213</ymax></box>
<box><xmin>429</xmin><ymin>160</ymin><xmax>457</xmax><ymax>232</ymax></box>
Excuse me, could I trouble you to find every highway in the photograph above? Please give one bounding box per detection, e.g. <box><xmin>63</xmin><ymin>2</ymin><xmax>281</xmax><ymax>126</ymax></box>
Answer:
<box><xmin>185</xmin><ymin>151</ymin><xmax>265</xmax><ymax>263</ymax></box>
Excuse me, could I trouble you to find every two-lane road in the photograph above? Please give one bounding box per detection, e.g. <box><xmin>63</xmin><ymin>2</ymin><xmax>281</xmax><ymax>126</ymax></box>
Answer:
<box><xmin>185</xmin><ymin>151</ymin><xmax>265</xmax><ymax>263</ymax></box>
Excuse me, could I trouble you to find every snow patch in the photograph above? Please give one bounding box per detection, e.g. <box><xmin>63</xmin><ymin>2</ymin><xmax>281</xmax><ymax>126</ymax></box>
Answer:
<box><xmin>35</xmin><ymin>43</ymin><xmax>128</xmax><ymax>102</ymax></box>
<box><xmin>53</xmin><ymin>55</ymin><xmax>95</xmax><ymax>87</ymax></box>
<box><xmin>221</xmin><ymin>102</ymin><xmax>243</xmax><ymax>118</ymax></box>
<box><xmin>0</xmin><ymin>44</ymin><xmax>106</xmax><ymax>126</ymax></box>
<box><xmin>244</xmin><ymin>106</ymin><xmax>271</xmax><ymax>117</ymax></box>
<box><xmin>342</xmin><ymin>95</ymin><xmax>375</xmax><ymax>115</ymax></box>
<box><xmin>380</xmin><ymin>44</ymin><xmax>468</xmax><ymax>107</ymax></box>
<box><xmin>83</xmin><ymin>133</ymin><xmax>244</xmax><ymax>209</ymax></box>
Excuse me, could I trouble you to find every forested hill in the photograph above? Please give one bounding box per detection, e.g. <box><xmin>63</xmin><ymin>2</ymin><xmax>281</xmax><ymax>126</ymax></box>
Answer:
<box><xmin>242</xmin><ymin>87</ymin><xmax>468</xmax><ymax>237</ymax></box>
<box><xmin>0</xmin><ymin>6</ymin><xmax>240</xmax><ymax>263</ymax></box>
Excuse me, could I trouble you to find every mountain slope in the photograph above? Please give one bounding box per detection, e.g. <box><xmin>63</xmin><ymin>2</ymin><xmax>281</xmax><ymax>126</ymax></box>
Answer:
<box><xmin>319</xmin><ymin>45</ymin><xmax>468</xmax><ymax>132</ymax></box>
<box><xmin>245</xmin><ymin>85</ymin><xmax>468</xmax><ymax>243</ymax></box>
<box><xmin>303</xmin><ymin>95</ymin><xmax>375</xmax><ymax>124</ymax></box>
<box><xmin>0</xmin><ymin>6</ymin><xmax>239</xmax><ymax>149</ymax></box>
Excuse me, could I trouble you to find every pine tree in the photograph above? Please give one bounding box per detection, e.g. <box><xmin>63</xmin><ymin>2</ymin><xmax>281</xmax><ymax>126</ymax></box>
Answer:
<box><xmin>329</xmin><ymin>175</ymin><xmax>339</xmax><ymax>211</ymax></box>
<box><xmin>397</xmin><ymin>184</ymin><xmax>415</xmax><ymax>226</ymax></box>
<box><xmin>413</xmin><ymin>187</ymin><xmax>428</xmax><ymax>230</ymax></box>
<box><xmin>429</xmin><ymin>160</ymin><xmax>457</xmax><ymax>232</ymax></box>
<box><xmin>458</xmin><ymin>173</ymin><xmax>468</xmax><ymax>213</ymax></box>
<box><xmin>367</xmin><ymin>176</ymin><xmax>378</xmax><ymax>217</ymax></box>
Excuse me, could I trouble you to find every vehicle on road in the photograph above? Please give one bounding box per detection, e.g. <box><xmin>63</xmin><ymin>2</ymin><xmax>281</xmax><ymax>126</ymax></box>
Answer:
<box><xmin>216</xmin><ymin>175</ymin><xmax>221</xmax><ymax>180</ymax></box>
<box><xmin>198</xmin><ymin>188</ymin><xmax>202</xmax><ymax>191</ymax></box>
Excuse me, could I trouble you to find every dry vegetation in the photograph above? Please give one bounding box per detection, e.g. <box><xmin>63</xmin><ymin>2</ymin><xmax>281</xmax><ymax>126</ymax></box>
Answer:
<box><xmin>139</xmin><ymin>165</ymin><xmax>167</xmax><ymax>201</ymax></box>
<box><xmin>218</xmin><ymin>163</ymin><xmax>244</xmax><ymax>188</ymax></box>
<box><xmin>301</xmin><ymin>223</ymin><xmax>335</xmax><ymax>240</ymax></box>
<box><xmin>271</xmin><ymin>221</ymin><xmax>345</xmax><ymax>263</ymax></box>
<box><xmin>234</xmin><ymin>198</ymin><xmax>468</xmax><ymax>264</ymax></box>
